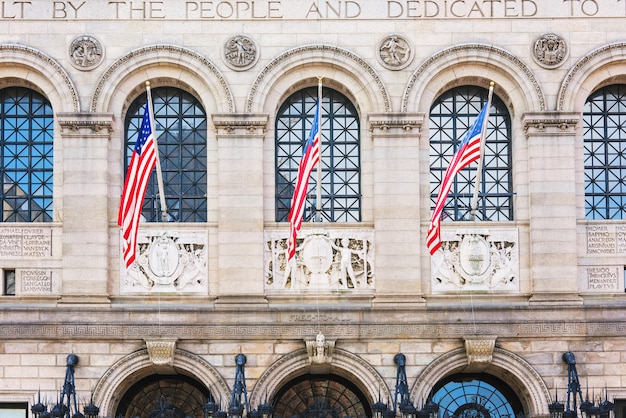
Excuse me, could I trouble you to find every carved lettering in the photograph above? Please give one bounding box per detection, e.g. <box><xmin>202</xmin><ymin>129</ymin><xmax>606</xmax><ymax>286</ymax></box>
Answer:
<box><xmin>20</xmin><ymin>270</ymin><xmax>53</xmax><ymax>293</ymax></box>
<box><xmin>586</xmin><ymin>267</ymin><xmax>619</xmax><ymax>291</ymax></box>
<box><xmin>0</xmin><ymin>228</ymin><xmax>52</xmax><ymax>258</ymax></box>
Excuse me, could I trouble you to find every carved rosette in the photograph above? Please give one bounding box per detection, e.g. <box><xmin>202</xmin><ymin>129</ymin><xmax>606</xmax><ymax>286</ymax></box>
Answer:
<box><xmin>377</xmin><ymin>34</ymin><xmax>413</xmax><ymax>70</ymax></box>
<box><xmin>431</xmin><ymin>228</ymin><xmax>519</xmax><ymax>293</ymax></box>
<box><xmin>223</xmin><ymin>35</ymin><xmax>258</xmax><ymax>71</ymax></box>
<box><xmin>264</xmin><ymin>229</ymin><xmax>374</xmax><ymax>293</ymax></box>
<box><xmin>121</xmin><ymin>230</ymin><xmax>208</xmax><ymax>294</ymax></box>
<box><xmin>68</xmin><ymin>35</ymin><xmax>104</xmax><ymax>71</ymax></box>
<box><xmin>145</xmin><ymin>339</ymin><xmax>177</xmax><ymax>365</ymax></box>
<box><xmin>532</xmin><ymin>33</ymin><xmax>567</xmax><ymax>69</ymax></box>
<box><xmin>463</xmin><ymin>336</ymin><xmax>497</xmax><ymax>365</ymax></box>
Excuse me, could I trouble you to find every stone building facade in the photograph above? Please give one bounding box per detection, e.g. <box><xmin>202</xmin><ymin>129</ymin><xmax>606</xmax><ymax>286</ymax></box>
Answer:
<box><xmin>1</xmin><ymin>1</ymin><xmax>626</xmax><ymax>417</ymax></box>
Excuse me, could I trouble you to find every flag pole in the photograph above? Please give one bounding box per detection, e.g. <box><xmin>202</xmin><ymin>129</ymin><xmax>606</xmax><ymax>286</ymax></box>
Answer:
<box><xmin>469</xmin><ymin>81</ymin><xmax>495</xmax><ymax>221</ymax></box>
<box><xmin>145</xmin><ymin>81</ymin><xmax>168</xmax><ymax>222</ymax></box>
<box><xmin>315</xmin><ymin>77</ymin><xmax>323</xmax><ymax>223</ymax></box>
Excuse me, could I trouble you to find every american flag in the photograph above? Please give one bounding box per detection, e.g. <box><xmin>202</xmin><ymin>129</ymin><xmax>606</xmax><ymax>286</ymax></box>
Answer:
<box><xmin>426</xmin><ymin>100</ymin><xmax>490</xmax><ymax>255</ymax></box>
<box><xmin>118</xmin><ymin>96</ymin><xmax>157</xmax><ymax>268</ymax></box>
<box><xmin>287</xmin><ymin>98</ymin><xmax>321</xmax><ymax>260</ymax></box>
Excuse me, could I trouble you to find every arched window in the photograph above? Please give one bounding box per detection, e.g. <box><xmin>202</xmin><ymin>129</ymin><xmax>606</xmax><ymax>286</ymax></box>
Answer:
<box><xmin>430</xmin><ymin>86</ymin><xmax>513</xmax><ymax>221</ymax></box>
<box><xmin>0</xmin><ymin>87</ymin><xmax>54</xmax><ymax>222</ymax></box>
<box><xmin>583</xmin><ymin>84</ymin><xmax>626</xmax><ymax>220</ymax></box>
<box><xmin>275</xmin><ymin>87</ymin><xmax>361</xmax><ymax>223</ymax></box>
<box><xmin>431</xmin><ymin>374</ymin><xmax>525</xmax><ymax>418</ymax></box>
<box><xmin>124</xmin><ymin>87</ymin><xmax>207</xmax><ymax>222</ymax></box>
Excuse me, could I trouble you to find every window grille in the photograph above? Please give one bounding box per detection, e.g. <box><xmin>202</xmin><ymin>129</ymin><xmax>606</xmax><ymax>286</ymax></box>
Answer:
<box><xmin>0</xmin><ymin>87</ymin><xmax>54</xmax><ymax>222</ymax></box>
<box><xmin>430</xmin><ymin>86</ymin><xmax>513</xmax><ymax>221</ymax></box>
<box><xmin>275</xmin><ymin>87</ymin><xmax>361</xmax><ymax>223</ymax></box>
<box><xmin>583</xmin><ymin>84</ymin><xmax>626</xmax><ymax>220</ymax></box>
<box><xmin>124</xmin><ymin>87</ymin><xmax>207</xmax><ymax>222</ymax></box>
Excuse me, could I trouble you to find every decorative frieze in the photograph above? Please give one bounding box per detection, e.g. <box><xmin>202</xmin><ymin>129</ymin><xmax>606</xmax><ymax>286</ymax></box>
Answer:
<box><xmin>211</xmin><ymin>113</ymin><xmax>269</xmax><ymax>136</ymax></box>
<box><xmin>367</xmin><ymin>112</ymin><xmax>424</xmax><ymax>137</ymax></box>
<box><xmin>431</xmin><ymin>228</ymin><xmax>519</xmax><ymax>293</ymax></box>
<box><xmin>264</xmin><ymin>229</ymin><xmax>374</xmax><ymax>292</ymax></box>
<box><xmin>120</xmin><ymin>230</ymin><xmax>208</xmax><ymax>294</ymax></box>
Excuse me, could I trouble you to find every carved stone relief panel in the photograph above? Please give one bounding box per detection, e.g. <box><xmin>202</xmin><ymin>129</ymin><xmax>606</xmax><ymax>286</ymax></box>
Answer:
<box><xmin>120</xmin><ymin>230</ymin><xmax>208</xmax><ymax>294</ymax></box>
<box><xmin>431</xmin><ymin>228</ymin><xmax>519</xmax><ymax>293</ymax></box>
<box><xmin>68</xmin><ymin>35</ymin><xmax>104</xmax><ymax>70</ymax></box>
<box><xmin>223</xmin><ymin>35</ymin><xmax>258</xmax><ymax>71</ymax></box>
<box><xmin>377</xmin><ymin>34</ymin><xmax>413</xmax><ymax>70</ymax></box>
<box><xmin>532</xmin><ymin>33</ymin><xmax>567</xmax><ymax>69</ymax></box>
<box><xmin>264</xmin><ymin>229</ymin><xmax>374</xmax><ymax>292</ymax></box>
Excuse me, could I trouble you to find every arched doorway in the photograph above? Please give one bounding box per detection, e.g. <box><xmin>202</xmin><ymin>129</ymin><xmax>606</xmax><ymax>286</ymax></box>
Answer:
<box><xmin>430</xmin><ymin>373</ymin><xmax>524</xmax><ymax>418</ymax></box>
<box><xmin>115</xmin><ymin>374</ymin><xmax>211</xmax><ymax>418</ymax></box>
<box><xmin>272</xmin><ymin>374</ymin><xmax>372</xmax><ymax>418</ymax></box>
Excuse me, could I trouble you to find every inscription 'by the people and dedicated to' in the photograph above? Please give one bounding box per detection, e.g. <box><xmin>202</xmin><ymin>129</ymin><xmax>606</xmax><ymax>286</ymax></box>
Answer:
<box><xmin>1</xmin><ymin>0</ymin><xmax>624</xmax><ymax>20</ymax></box>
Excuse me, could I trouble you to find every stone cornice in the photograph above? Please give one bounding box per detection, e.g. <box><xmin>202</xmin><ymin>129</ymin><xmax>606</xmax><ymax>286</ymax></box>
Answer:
<box><xmin>522</xmin><ymin>111</ymin><xmax>580</xmax><ymax>138</ymax></box>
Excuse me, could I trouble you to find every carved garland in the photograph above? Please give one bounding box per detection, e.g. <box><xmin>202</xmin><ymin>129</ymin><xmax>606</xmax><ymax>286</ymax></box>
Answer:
<box><xmin>90</xmin><ymin>44</ymin><xmax>234</xmax><ymax>113</ymax></box>
<box><xmin>246</xmin><ymin>44</ymin><xmax>391</xmax><ymax>113</ymax></box>
<box><xmin>402</xmin><ymin>43</ymin><xmax>545</xmax><ymax>112</ymax></box>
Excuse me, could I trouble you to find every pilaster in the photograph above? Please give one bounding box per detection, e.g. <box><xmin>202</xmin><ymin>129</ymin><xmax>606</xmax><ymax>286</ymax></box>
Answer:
<box><xmin>212</xmin><ymin>113</ymin><xmax>269</xmax><ymax>303</ymax></box>
<box><xmin>368</xmin><ymin>112</ymin><xmax>426</xmax><ymax>304</ymax></box>
<box><xmin>523</xmin><ymin>112</ymin><xmax>582</xmax><ymax>304</ymax></box>
<box><xmin>56</xmin><ymin>112</ymin><xmax>113</xmax><ymax>303</ymax></box>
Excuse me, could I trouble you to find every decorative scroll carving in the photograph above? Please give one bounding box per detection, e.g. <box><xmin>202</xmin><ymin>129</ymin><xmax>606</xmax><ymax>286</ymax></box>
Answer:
<box><xmin>69</xmin><ymin>35</ymin><xmax>104</xmax><ymax>71</ymax></box>
<box><xmin>464</xmin><ymin>336</ymin><xmax>497</xmax><ymax>364</ymax></box>
<box><xmin>121</xmin><ymin>231</ymin><xmax>208</xmax><ymax>294</ymax></box>
<box><xmin>532</xmin><ymin>33</ymin><xmax>567</xmax><ymax>69</ymax></box>
<box><xmin>224</xmin><ymin>35</ymin><xmax>258</xmax><ymax>70</ymax></box>
<box><xmin>145</xmin><ymin>339</ymin><xmax>177</xmax><ymax>365</ymax></box>
<box><xmin>264</xmin><ymin>229</ymin><xmax>374</xmax><ymax>292</ymax></box>
<box><xmin>378</xmin><ymin>34</ymin><xmax>413</xmax><ymax>70</ymax></box>
<box><xmin>431</xmin><ymin>228</ymin><xmax>519</xmax><ymax>293</ymax></box>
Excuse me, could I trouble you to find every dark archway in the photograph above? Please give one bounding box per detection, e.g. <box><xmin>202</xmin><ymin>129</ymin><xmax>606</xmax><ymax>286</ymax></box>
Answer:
<box><xmin>115</xmin><ymin>374</ymin><xmax>211</xmax><ymax>418</ymax></box>
<box><xmin>272</xmin><ymin>374</ymin><xmax>372</xmax><ymax>418</ymax></box>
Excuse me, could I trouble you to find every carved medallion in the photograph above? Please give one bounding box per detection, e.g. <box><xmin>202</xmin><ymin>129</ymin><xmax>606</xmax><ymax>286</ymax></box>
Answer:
<box><xmin>224</xmin><ymin>35</ymin><xmax>258</xmax><ymax>71</ymax></box>
<box><xmin>68</xmin><ymin>35</ymin><xmax>104</xmax><ymax>70</ymax></box>
<box><xmin>377</xmin><ymin>34</ymin><xmax>413</xmax><ymax>70</ymax></box>
<box><xmin>532</xmin><ymin>33</ymin><xmax>567</xmax><ymax>69</ymax></box>
<box><xmin>459</xmin><ymin>234</ymin><xmax>490</xmax><ymax>279</ymax></box>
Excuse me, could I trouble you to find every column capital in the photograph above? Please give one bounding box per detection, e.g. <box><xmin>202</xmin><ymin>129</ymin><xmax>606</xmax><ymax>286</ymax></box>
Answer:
<box><xmin>522</xmin><ymin>111</ymin><xmax>580</xmax><ymax>138</ymax></box>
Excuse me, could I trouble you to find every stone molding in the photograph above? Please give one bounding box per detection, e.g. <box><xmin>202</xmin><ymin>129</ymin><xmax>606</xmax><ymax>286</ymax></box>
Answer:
<box><xmin>558</xmin><ymin>42</ymin><xmax>626</xmax><ymax>111</ymax></box>
<box><xmin>402</xmin><ymin>43</ymin><xmax>545</xmax><ymax>112</ymax></box>
<box><xmin>246</xmin><ymin>44</ymin><xmax>391</xmax><ymax>113</ymax></box>
<box><xmin>367</xmin><ymin>112</ymin><xmax>424</xmax><ymax>138</ymax></box>
<box><xmin>93</xmin><ymin>348</ymin><xmax>230</xmax><ymax>417</ymax></box>
<box><xmin>0</xmin><ymin>44</ymin><xmax>79</xmax><ymax>112</ymax></box>
<box><xmin>3</xmin><ymin>320</ymin><xmax>625</xmax><ymax>340</ymax></box>
<box><xmin>90</xmin><ymin>44</ymin><xmax>234</xmax><ymax>113</ymax></box>
<box><xmin>411</xmin><ymin>347</ymin><xmax>550</xmax><ymax>417</ymax></box>
<box><xmin>57</xmin><ymin>112</ymin><xmax>114</xmax><ymax>136</ymax></box>
<box><xmin>250</xmin><ymin>348</ymin><xmax>390</xmax><ymax>410</ymax></box>
<box><xmin>212</xmin><ymin>113</ymin><xmax>269</xmax><ymax>136</ymax></box>
<box><xmin>522</xmin><ymin>112</ymin><xmax>580</xmax><ymax>138</ymax></box>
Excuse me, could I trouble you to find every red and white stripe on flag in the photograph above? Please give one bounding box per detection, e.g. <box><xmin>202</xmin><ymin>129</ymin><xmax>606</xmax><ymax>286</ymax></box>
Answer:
<box><xmin>118</xmin><ymin>98</ymin><xmax>157</xmax><ymax>268</ymax></box>
<box><xmin>287</xmin><ymin>99</ymin><xmax>321</xmax><ymax>260</ymax></box>
<box><xmin>426</xmin><ymin>102</ymin><xmax>489</xmax><ymax>255</ymax></box>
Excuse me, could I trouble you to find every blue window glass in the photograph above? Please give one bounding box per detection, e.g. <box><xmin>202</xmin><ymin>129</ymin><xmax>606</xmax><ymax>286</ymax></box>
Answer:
<box><xmin>430</xmin><ymin>86</ymin><xmax>513</xmax><ymax>221</ymax></box>
<box><xmin>1</xmin><ymin>87</ymin><xmax>54</xmax><ymax>222</ymax></box>
<box><xmin>275</xmin><ymin>87</ymin><xmax>361</xmax><ymax>223</ymax></box>
<box><xmin>124</xmin><ymin>87</ymin><xmax>207</xmax><ymax>222</ymax></box>
<box><xmin>583</xmin><ymin>84</ymin><xmax>626</xmax><ymax>220</ymax></box>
